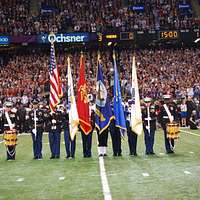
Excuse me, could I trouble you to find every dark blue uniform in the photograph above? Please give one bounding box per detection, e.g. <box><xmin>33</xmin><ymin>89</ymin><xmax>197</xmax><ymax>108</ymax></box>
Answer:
<box><xmin>16</xmin><ymin>105</ymin><xmax>26</xmax><ymax>134</ymax></box>
<box><xmin>81</xmin><ymin>109</ymin><xmax>94</xmax><ymax>158</ymax></box>
<box><xmin>46</xmin><ymin>110</ymin><xmax>62</xmax><ymax>159</ymax></box>
<box><xmin>110</xmin><ymin>118</ymin><xmax>122</xmax><ymax>156</ymax></box>
<box><xmin>63</xmin><ymin>112</ymin><xmax>76</xmax><ymax>159</ymax></box>
<box><xmin>0</xmin><ymin>108</ymin><xmax>3</xmax><ymax>134</ymax></box>
<box><xmin>97</xmin><ymin>128</ymin><xmax>109</xmax><ymax>156</ymax></box>
<box><xmin>29</xmin><ymin>108</ymin><xmax>45</xmax><ymax>159</ymax></box>
<box><xmin>142</xmin><ymin>106</ymin><xmax>157</xmax><ymax>155</ymax></box>
<box><xmin>125</xmin><ymin>106</ymin><xmax>137</xmax><ymax>156</ymax></box>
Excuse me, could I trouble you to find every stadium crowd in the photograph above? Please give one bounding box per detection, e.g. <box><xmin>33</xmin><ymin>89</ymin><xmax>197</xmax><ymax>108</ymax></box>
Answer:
<box><xmin>0</xmin><ymin>48</ymin><xmax>200</xmax><ymax>128</ymax></box>
<box><xmin>0</xmin><ymin>0</ymin><xmax>199</xmax><ymax>35</ymax></box>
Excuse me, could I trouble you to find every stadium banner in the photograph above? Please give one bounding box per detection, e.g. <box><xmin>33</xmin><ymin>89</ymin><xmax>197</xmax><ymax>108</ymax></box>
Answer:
<box><xmin>11</xmin><ymin>35</ymin><xmax>37</xmax><ymax>44</ymax></box>
<box><xmin>131</xmin><ymin>5</ymin><xmax>145</xmax><ymax>11</ymax></box>
<box><xmin>38</xmin><ymin>33</ymin><xmax>90</xmax><ymax>43</ymax></box>
<box><xmin>178</xmin><ymin>4</ymin><xmax>190</xmax><ymax>9</ymax></box>
<box><xmin>0</xmin><ymin>36</ymin><xmax>10</xmax><ymax>45</ymax></box>
<box><xmin>2</xmin><ymin>29</ymin><xmax>199</xmax><ymax>45</ymax></box>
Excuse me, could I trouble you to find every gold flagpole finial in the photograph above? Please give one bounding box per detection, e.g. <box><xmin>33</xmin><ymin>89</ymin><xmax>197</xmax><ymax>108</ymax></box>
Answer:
<box><xmin>49</xmin><ymin>32</ymin><xmax>56</xmax><ymax>44</ymax></box>
<box><xmin>97</xmin><ymin>51</ymin><xmax>101</xmax><ymax>61</ymax></box>
<box><xmin>80</xmin><ymin>51</ymin><xmax>84</xmax><ymax>59</ymax></box>
<box><xmin>67</xmin><ymin>56</ymin><xmax>70</xmax><ymax>66</ymax></box>
<box><xmin>113</xmin><ymin>50</ymin><xmax>116</xmax><ymax>60</ymax></box>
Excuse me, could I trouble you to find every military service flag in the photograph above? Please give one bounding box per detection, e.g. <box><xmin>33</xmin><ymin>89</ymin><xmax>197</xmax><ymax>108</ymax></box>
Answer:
<box><xmin>77</xmin><ymin>54</ymin><xmax>92</xmax><ymax>135</ymax></box>
<box><xmin>113</xmin><ymin>52</ymin><xmax>127</xmax><ymax>131</ymax></box>
<box><xmin>95</xmin><ymin>55</ymin><xmax>114</xmax><ymax>134</ymax></box>
<box><xmin>67</xmin><ymin>57</ymin><xmax>79</xmax><ymax>140</ymax></box>
<box><xmin>131</xmin><ymin>56</ymin><xmax>143</xmax><ymax>135</ymax></box>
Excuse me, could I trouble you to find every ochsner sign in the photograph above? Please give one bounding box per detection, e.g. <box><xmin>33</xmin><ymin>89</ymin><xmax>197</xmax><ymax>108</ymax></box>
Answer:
<box><xmin>39</xmin><ymin>33</ymin><xmax>90</xmax><ymax>43</ymax></box>
<box><xmin>0</xmin><ymin>36</ymin><xmax>10</xmax><ymax>45</ymax></box>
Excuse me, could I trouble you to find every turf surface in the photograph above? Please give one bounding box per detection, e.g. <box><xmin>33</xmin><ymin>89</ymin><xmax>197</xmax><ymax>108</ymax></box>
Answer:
<box><xmin>0</xmin><ymin>129</ymin><xmax>199</xmax><ymax>200</ymax></box>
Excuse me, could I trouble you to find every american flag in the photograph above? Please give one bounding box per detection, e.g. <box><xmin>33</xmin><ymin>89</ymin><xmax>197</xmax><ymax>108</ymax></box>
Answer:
<box><xmin>49</xmin><ymin>43</ymin><xmax>63</xmax><ymax>111</ymax></box>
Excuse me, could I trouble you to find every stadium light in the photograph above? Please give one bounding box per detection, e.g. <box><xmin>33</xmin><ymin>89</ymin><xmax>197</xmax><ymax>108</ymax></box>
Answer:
<box><xmin>107</xmin><ymin>42</ymin><xmax>112</xmax><ymax>46</ymax></box>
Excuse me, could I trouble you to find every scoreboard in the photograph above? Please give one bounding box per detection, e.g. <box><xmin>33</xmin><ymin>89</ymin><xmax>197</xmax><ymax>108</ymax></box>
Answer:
<box><xmin>159</xmin><ymin>31</ymin><xmax>179</xmax><ymax>40</ymax></box>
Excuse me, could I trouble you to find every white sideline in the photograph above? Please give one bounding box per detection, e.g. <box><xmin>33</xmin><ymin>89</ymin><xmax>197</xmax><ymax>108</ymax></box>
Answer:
<box><xmin>181</xmin><ymin>130</ymin><xmax>200</xmax><ymax>137</ymax></box>
<box><xmin>99</xmin><ymin>156</ymin><xmax>112</xmax><ymax>200</ymax></box>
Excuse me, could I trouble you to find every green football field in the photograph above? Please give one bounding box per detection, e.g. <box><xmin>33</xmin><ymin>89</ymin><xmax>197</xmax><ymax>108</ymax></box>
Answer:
<box><xmin>0</xmin><ymin>129</ymin><xmax>199</xmax><ymax>200</ymax></box>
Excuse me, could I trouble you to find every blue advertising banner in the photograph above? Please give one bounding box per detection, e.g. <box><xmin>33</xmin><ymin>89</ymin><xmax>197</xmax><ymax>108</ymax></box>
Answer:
<box><xmin>0</xmin><ymin>36</ymin><xmax>10</xmax><ymax>45</ymax></box>
<box><xmin>179</xmin><ymin>4</ymin><xmax>190</xmax><ymax>9</ymax></box>
<box><xmin>38</xmin><ymin>33</ymin><xmax>90</xmax><ymax>43</ymax></box>
<box><xmin>131</xmin><ymin>6</ymin><xmax>144</xmax><ymax>11</ymax></box>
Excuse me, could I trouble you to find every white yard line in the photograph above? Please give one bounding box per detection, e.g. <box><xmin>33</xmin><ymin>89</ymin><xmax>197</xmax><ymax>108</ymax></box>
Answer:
<box><xmin>184</xmin><ymin>171</ymin><xmax>192</xmax><ymax>175</ymax></box>
<box><xmin>99</xmin><ymin>156</ymin><xmax>112</xmax><ymax>200</ymax></box>
<box><xmin>181</xmin><ymin>130</ymin><xmax>200</xmax><ymax>137</ymax></box>
<box><xmin>16</xmin><ymin>178</ymin><xmax>24</xmax><ymax>182</ymax></box>
<box><xmin>142</xmin><ymin>172</ymin><xmax>150</xmax><ymax>177</ymax></box>
<box><xmin>59</xmin><ymin>176</ymin><xmax>65</xmax><ymax>181</ymax></box>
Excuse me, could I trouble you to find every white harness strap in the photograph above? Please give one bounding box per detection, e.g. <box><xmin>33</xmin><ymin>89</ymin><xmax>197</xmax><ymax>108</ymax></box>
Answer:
<box><xmin>163</xmin><ymin>104</ymin><xmax>174</xmax><ymax>123</ymax></box>
<box><xmin>5</xmin><ymin>111</ymin><xmax>14</xmax><ymax>130</ymax></box>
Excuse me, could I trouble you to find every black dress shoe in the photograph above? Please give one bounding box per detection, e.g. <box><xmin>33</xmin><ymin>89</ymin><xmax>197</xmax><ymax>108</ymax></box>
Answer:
<box><xmin>99</xmin><ymin>154</ymin><xmax>103</xmax><ymax>157</ymax></box>
<box><xmin>55</xmin><ymin>156</ymin><xmax>60</xmax><ymax>159</ymax></box>
<box><xmin>50</xmin><ymin>156</ymin><xmax>55</xmax><ymax>159</ymax></box>
<box><xmin>103</xmin><ymin>154</ymin><xmax>107</xmax><ymax>157</ymax></box>
<box><xmin>150</xmin><ymin>152</ymin><xmax>155</xmax><ymax>155</ymax></box>
<box><xmin>167</xmin><ymin>151</ymin><xmax>174</xmax><ymax>154</ymax></box>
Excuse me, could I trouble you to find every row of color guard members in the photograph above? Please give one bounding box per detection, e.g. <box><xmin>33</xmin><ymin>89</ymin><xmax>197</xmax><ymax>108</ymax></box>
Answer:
<box><xmin>1</xmin><ymin>94</ymin><xmax>178</xmax><ymax>160</ymax></box>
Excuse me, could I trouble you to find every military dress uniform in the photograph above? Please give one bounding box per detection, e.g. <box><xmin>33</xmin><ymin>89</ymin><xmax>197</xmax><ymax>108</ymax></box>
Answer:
<box><xmin>80</xmin><ymin>106</ymin><xmax>94</xmax><ymax>158</ymax></box>
<box><xmin>28</xmin><ymin>101</ymin><xmax>45</xmax><ymax>159</ymax></box>
<box><xmin>46</xmin><ymin>109</ymin><xmax>62</xmax><ymax>159</ymax></box>
<box><xmin>110</xmin><ymin>118</ymin><xmax>122</xmax><ymax>156</ymax></box>
<box><xmin>142</xmin><ymin>98</ymin><xmax>157</xmax><ymax>155</ymax></box>
<box><xmin>158</xmin><ymin>95</ymin><xmax>178</xmax><ymax>154</ymax></box>
<box><xmin>124</xmin><ymin>103</ymin><xmax>137</xmax><ymax>156</ymax></box>
<box><xmin>97</xmin><ymin>128</ymin><xmax>109</xmax><ymax>157</ymax></box>
<box><xmin>62</xmin><ymin>109</ymin><xmax>76</xmax><ymax>159</ymax></box>
<box><xmin>2</xmin><ymin>102</ymin><xmax>18</xmax><ymax>160</ymax></box>
<box><xmin>0</xmin><ymin>108</ymin><xmax>3</xmax><ymax>134</ymax></box>
<box><xmin>16</xmin><ymin>104</ymin><xmax>26</xmax><ymax>133</ymax></box>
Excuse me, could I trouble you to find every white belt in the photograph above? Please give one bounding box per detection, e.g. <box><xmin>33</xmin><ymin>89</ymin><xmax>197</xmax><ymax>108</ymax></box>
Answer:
<box><xmin>144</xmin><ymin>118</ymin><xmax>152</xmax><ymax>120</ymax></box>
<box><xmin>163</xmin><ymin>116</ymin><xmax>169</xmax><ymax>119</ymax></box>
<box><xmin>4</xmin><ymin>124</ymin><xmax>15</xmax><ymax>127</ymax></box>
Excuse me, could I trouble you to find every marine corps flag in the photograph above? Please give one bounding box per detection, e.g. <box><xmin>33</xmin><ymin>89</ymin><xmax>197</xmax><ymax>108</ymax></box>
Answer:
<box><xmin>113</xmin><ymin>52</ymin><xmax>127</xmax><ymax>131</ymax></box>
<box><xmin>67</xmin><ymin>57</ymin><xmax>79</xmax><ymax>140</ymax></box>
<box><xmin>131</xmin><ymin>56</ymin><xmax>143</xmax><ymax>135</ymax></box>
<box><xmin>95</xmin><ymin>55</ymin><xmax>114</xmax><ymax>134</ymax></box>
<box><xmin>77</xmin><ymin>54</ymin><xmax>92</xmax><ymax>135</ymax></box>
